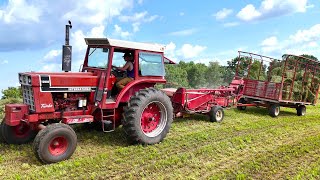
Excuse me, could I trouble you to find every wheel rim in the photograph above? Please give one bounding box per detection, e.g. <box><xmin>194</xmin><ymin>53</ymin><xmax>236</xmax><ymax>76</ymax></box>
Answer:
<box><xmin>140</xmin><ymin>101</ymin><xmax>167</xmax><ymax>137</ymax></box>
<box><xmin>275</xmin><ymin>106</ymin><xmax>280</xmax><ymax>116</ymax></box>
<box><xmin>48</xmin><ymin>136</ymin><xmax>68</xmax><ymax>156</ymax></box>
<box><xmin>13</xmin><ymin>122</ymin><xmax>32</xmax><ymax>138</ymax></box>
<box><xmin>215</xmin><ymin>110</ymin><xmax>223</xmax><ymax>121</ymax></box>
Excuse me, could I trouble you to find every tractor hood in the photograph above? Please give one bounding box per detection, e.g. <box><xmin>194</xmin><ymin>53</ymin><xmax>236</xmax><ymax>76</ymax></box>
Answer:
<box><xmin>19</xmin><ymin>72</ymin><xmax>99</xmax><ymax>92</ymax></box>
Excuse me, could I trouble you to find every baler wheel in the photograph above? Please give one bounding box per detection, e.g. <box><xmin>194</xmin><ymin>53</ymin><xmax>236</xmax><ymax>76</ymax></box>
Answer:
<box><xmin>123</xmin><ymin>88</ymin><xmax>173</xmax><ymax>144</ymax></box>
<box><xmin>296</xmin><ymin>105</ymin><xmax>306</xmax><ymax>116</ymax></box>
<box><xmin>237</xmin><ymin>98</ymin><xmax>247</xmax><ymax>111</ymax></box>
<box><xmin>209</xmin><ymin>106</ymin><xmax>224</xmax><ymax>122</ymax></box>
<box><xmin>0</xmin><ymin>120</ymin><xmax>37</xmax><ymax>144</ymax></box>
<box><xmin>33</xmin><ymin>123</ymin><xmax>77</xmax><ymax>164</ymax></box>
<box><xmin>269</xmin><ymin>104</ymin><xmax>280</xmax><ymax>117</ymax></box>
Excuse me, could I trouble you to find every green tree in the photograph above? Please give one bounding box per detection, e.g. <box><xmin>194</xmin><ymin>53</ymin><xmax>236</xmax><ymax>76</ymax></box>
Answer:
<box><xmin>1</xmin><ymin>87</ymin><xmax>22</xmax><ymax>99</ymax></box>
<box><xmin>164</xmin><ymin>65</ymin><xmax>189</xmax><ymax>88</ymax></box>
<box><xmin>205</xmin><ymin>61</ymin><xmax>223</xmax><ymax>87</ymax></box>
<box><xmin>186</xmin><ymin>63</ymin><xmax>207</xmax><ymax>88</ymax></box>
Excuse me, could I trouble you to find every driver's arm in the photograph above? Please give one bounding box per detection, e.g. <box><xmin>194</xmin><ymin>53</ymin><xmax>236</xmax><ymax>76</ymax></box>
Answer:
<box><xmin>118</xmin><ymin>62</ymin><xmax>130</xmax><ymax>71</ymax></box>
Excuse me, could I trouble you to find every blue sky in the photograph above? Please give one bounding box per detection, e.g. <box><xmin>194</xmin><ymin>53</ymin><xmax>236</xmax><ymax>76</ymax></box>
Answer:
<box><xmin>0</xmin><ymin>0</ymin><xmax>319</xmax><ymax>97</ymax></box>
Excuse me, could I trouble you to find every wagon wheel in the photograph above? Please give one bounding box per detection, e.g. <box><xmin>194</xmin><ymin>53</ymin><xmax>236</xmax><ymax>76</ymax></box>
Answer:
<box><xmin>122</xmin><ymin>88</ymin><xmax>173</xmax><ymax>144</ymax></box>
<box><xmin>1</xmin><ymin>119</ymin><xmax>37</xmax><ymax>144</ymax></box>
<box><xmin>296</xmin><ymin>105</ymin><xmax>306</xmax><ymax>116</ymax></box>
<box><xmin>33</xmin><ymin>123</ymin><xmax>77</xmax><ymax>164</ymax></box>
<box><xmin>209</xmin><ymin>106</ymin><xmax>224</xmax><ymax>122</ymax></box>
<box><xmin>269</xmin><ymin>104</ymin><xmax>280</xmax><ymax>117</ymax></box>
<box><xmin>237</xmin><ymin>98</ymin><xmax>247</xmax><ymax>111</ymax></box>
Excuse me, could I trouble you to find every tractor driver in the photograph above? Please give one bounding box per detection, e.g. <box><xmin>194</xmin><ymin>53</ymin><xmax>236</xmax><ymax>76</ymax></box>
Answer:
<box><xmin>115</xmin><ymin>52</ymin><xmax>135</xmax><ymax>90</ymax></box>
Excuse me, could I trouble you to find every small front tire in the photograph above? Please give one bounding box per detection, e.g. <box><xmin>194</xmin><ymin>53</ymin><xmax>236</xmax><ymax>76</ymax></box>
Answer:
<box><xmin>209</xmin><ymin>106</ymin><xmax>224</xmax><ymax>122</ymax></box>
<box><xmin>33</xmin><ymin>123</ymin><xmax>77</xmax><ymax>164</ymax></box>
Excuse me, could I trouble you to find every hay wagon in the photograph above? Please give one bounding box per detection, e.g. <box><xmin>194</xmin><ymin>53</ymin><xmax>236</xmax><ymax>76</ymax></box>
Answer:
<box><xmin>236</xmin><ymin>51</ymin><xmax>320</xmax><ymax>117</ymax></box>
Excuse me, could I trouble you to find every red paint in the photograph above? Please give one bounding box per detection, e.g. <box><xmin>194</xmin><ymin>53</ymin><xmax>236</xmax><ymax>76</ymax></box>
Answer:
<box><xmin>49</xmin><ymin>136</ymin><xmax>68</xmax><ymax>156</ymax></box>
<box><xmin>141</xmin><ymin>103</ymin><xmax>161</xmax><ymax>133</ymax></box>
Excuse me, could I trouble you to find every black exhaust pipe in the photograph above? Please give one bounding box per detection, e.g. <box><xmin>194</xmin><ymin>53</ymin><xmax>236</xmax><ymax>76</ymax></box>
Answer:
<box><xmin>62</xmin><ymin>20</ymin><xmax>72</xmax><ymax>72</ymax></box>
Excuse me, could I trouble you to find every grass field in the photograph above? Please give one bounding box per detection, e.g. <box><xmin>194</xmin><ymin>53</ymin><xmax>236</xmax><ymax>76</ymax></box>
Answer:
<box><xmin>1</xmin><ymin>105</ymin><xmax>320</xmax><ymax>179</ymax></box>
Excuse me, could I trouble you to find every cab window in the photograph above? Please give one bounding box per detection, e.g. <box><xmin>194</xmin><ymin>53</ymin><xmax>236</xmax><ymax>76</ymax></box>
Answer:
<box><xmin>139</xmin><ymin>52</ymin><xmax>165</xmax><ymax>76</ymax></box>
<box><xmin>87</xmin><ymin>47</ymin><xmax>109</xmax><ymax>68</ymax></box>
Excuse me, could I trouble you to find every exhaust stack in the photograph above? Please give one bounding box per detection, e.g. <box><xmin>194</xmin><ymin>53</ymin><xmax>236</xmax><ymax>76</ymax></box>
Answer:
<box><xmin>62</xmin><ymin>20</ymin><xmax>72</xmax><ymax>72</ymax></box>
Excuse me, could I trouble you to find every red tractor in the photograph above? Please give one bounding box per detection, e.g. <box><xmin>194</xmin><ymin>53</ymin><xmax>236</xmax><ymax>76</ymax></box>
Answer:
<box><xmin>0</xmin><ymin>36</ymin><xmax>178</xmax><ymax>164</ymax></box>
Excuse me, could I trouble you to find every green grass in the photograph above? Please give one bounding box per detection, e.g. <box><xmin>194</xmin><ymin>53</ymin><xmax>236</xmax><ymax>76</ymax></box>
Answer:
<box><xmin>1</xmin><ymin>105</ymin><xmax>320</xmax><ymax>179</ymax></box>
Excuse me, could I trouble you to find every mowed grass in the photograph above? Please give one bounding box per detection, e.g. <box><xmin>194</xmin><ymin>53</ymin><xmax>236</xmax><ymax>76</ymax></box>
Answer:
<box><xmin>1</xmin><ymin>105</ymin><xmax>320</xmax><ymax>179</ymax></box>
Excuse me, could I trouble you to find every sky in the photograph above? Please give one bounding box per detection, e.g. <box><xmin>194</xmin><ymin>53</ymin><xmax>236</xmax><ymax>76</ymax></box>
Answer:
<box><xmin>0</xmin><ymin>0</ymin><xmax>319</xmax><ymax>97</ymax></box>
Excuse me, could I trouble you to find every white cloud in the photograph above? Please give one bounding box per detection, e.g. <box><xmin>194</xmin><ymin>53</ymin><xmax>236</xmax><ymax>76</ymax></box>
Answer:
<box><xmin>178</xmin><ymin>44</ymin><xmax>207</xmax><ymax>59</ymax></box>
<box><xmin>179</xmin><ymin>12</ymin><xmax>185</xmax><ymax>16</ymax></box>
<box><xmin>259</xmin><ymin>24</ymin><xmax>320</xmax><ymax>58</ymax></box>
<box><xmin>137</xmin><ymin>0</ymin><xmax>143</xmax><ymax>4</ymax></box>
<box><xmin>289</xmin><ymin>24</ymin><xmax>320</xmax><ymax>43</ymax></box>
<box><xmin>119</xmin><ymin>11</ymin><xmax>158</xmax><ymax>23</ymax></box>
<box><xmin>63</xmin><ymin>0</ymin><xmax>133</xmax><ymax>25</ymax></box>
<box><xmin>0</xmin><ymin>0</ymin><xmax>133</xmax><ymax>51</ymax></box>
<box><xmin>261</xmin><ymin>36</ymin><xmax>278</xmax><ymax>46</ymax></box>
<box><xmin>1</xmin><ymin>60</ymin><xmax>8</xmax><ymax>64</ymax></box>
<box><xmin>237</xmin><ymin>0</ymin><xmax>309</xmax><ymax>22</ymax></box>
<box><xmin>43</xmin><ymin>50</ymin><xmax>62</xmax><ymax>62</ymax></box>
<box><xmin>113</xmin><ymin>24</ymin><xmax>131</xmax><ymax>39</ymax></box>
<box><xmin>164</xmin><ymin>42</ymin><xmax>177</xmax><ymax>62</ymax></box>
<box><xmin>168</xmin><ymin>28</ymin><xmax>198</xmax><ymax>36</ymax></box>
<box><xmin>0</xmin><ymin>0</ymin><xmax>42</xmax><ymax>24</ymax></box>
<box><xmin>213</xmin><ymin>8</ymin><xmax>233</xmax><ymax>20</ymax></box>
<box><xmin>118</xmin><ymin>11</ymin><xmax>158</xmax><ymax>33</ymax></box>
<box><xmin>132</xmin><ymin>22</ymin><xmax>140</xmax><ymax>32</ymax></box>
<box><xmin>223</xmin><ymin>22</ymin><xmax>240</xmax><ymax>27</ymax></box>
<box><xmin>164</xmin><ymin>42</ymin><xmax>207</xmax><ymax>62</ymax></box>
<box><xmin>237</xmin><ymin>4</ymin><xmax>261</xmax><ymax>21</ymax></box>
<box><xmin>39</xmin><ymin>64</ymin><xmax>60</xmax><ymax>72</ymax></box>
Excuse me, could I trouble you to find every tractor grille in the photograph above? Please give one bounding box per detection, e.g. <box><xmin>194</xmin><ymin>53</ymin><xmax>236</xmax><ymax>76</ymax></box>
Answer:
<box><xmin>22</xmin><ymin>85</ymin><xmax>35</xmax><ymax>111</ymax></box>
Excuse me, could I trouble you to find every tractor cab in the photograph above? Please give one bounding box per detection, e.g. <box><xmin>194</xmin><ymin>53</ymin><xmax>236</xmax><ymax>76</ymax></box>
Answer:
<box><xmin>82</xmin><ymin>38</ymin><xmax>170</xmax><ymax>107</ymax></box>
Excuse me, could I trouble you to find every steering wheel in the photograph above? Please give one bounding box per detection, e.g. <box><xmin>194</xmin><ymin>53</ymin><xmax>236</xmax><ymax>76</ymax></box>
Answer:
<box><xmin>111</xmin><ymin>65</ymin><xmax>125</xmax><ymax>77</ymax></box>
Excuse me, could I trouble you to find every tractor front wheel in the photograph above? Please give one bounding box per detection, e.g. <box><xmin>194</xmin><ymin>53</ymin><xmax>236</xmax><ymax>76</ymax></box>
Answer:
<box><xmin>1</xmin><ymin>120</ymin><xmax>37</xmax><ymax>144</ymax></box>
<box><xmin>123</xmin><ymin>88</ymin><xmax>173</xmax><ymax>145</ymax></box>
<box><xmin>33</xmin><ymin>123</ymin><xmax>77</xmax><ymax>164</ymax></box>
<box><xmin>269</xmin><ymin>104</ymin><xmax>280</xmax><ymax>117</ymax></box>
<box><xmin>209</xmin><ymin>106</ymin><xmax>224</xmax><ymax>122</ymax></box>
<box><xmin>297</xmin><ymin>105</ymin><xmax>306</xmax><ymax>116</ymax></box>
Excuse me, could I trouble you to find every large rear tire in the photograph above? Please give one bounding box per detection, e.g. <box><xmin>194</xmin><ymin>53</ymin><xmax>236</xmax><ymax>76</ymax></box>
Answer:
<box><xmin>33</xmin><ymin>123</ymin><xmax>77</xmax><ymax>164</ymax></box>
<box><xmin>1</xmin><ymin>120</ymin><xmax>37</xmax><ymax>144</ymax></box>
<box><xmin>269</xmin><ymin>104</ymin><xmax>280</xmax><ymax>117</ymax></box>
<box><xmin>297</xmin><ymin>105</ymin><xmax>306</xmax><ymax>116</ymax></box>
<box><xmin>123</xmin><ymin>88</ymin><xmax>173</xmax><ymax>145</ymax></box>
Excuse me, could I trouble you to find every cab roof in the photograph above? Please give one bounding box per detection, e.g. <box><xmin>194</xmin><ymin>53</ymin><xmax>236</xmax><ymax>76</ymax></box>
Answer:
<box><xmin>85</xmin><ymin>38</ymin><xmax>165</xmax><ymax>53</ymax></box>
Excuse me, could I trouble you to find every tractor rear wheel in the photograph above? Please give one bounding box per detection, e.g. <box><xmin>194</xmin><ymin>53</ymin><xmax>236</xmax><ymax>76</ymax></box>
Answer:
<box><xmin>209</xmin><ymin>106</ymin><xmax>224</xmax><ymax>122</ymax></box>
<box><xmin>297</xmin><ymin>105</ymin><xmax>306</xmax><ymax>116</ymax></box>
<box><xmin>1</xmin><ymin>120</ymin><xmax>37</xmax><ymax>144</ymax></box>
<box><xmin>123</xmin><ymin>88</ymin><xmax>173</xmax><ymax>145</ymax></box>
<box><xmin>269</xmin><ymin>104</ymin><xmax>280</xmax><ymax>117</ymax></box>
<box><xmin>33</xmin><ymin>123</ymin><xmax>77</xmax><ymax>164</ymax></box>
